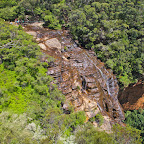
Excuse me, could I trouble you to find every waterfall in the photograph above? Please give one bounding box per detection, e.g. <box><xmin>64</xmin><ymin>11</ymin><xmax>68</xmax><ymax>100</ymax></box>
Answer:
<box><xmin>97</xmin><ymin>102</ymin><xmax>103</xmax><ymax>112</ymax></box>
<box><xmin>85</xmin><ymin>52</ymin><xmax>113</xmax><ymax>97</ymax></box>
<box><xmin>26</xmin><ymin>24</ymin><xmax>125</xmax><ymax>121</ymax></box>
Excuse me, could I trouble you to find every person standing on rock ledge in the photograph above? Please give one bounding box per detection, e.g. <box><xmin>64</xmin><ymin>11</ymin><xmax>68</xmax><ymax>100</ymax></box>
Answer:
<box><xmin>15</xmin><ymin>19</ymin><xmax>17</xmax><ymax>24</ymax></box>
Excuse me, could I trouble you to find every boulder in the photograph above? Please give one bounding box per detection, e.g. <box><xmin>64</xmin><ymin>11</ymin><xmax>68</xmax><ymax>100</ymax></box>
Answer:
<box><xmin>45</xmin><ymin>38</ymin><xmax>61</xmax><ymax>51</ymax></box>
<box><xmin>38</xmin><ymin>43</ymin><xmax>46</xmax><ymax>50</ymax></box>
<box><xmin>87</xmin><ymin>83</ymin><xmax>97</xmax><ymax>89</ymax></box>
<box><xmin>30</xmin><ymin>22</ymin><xmax>44</xmax><ymax>28</ymax></box>
<box><xmin>62</xmin><ymin>71</ymin><xmax>71</xmax><ymax>81</ymax></box>
<box><xmin>26</xmin><ymin>31</ymin><xmax>37</xmax><ymax>37</ymax></box>
<box><xmin>100</xmin><ymin>116</ymin><xmax>112</xmax><ymax>133</ymax></box>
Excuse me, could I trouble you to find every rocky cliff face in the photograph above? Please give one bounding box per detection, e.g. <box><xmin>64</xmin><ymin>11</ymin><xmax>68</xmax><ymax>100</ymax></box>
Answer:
<box><xmin>118</xmin><ymin>80</ymin><xmax>144</xmax><ymax>110</ymax></box>
<box><xmin>25</xmin><ymin>24</ymin><xmax>125</xmax><ymax>130</ymax></box>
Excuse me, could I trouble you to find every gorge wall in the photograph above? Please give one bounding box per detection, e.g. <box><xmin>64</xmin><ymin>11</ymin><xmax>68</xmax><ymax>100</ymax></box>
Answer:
<box><xmin>25</xmin><ymin>24</ymin><xmax>125</xmax><ymax>130</ymax></box>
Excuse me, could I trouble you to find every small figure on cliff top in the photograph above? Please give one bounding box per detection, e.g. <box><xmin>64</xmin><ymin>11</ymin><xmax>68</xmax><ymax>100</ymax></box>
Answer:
<box><xmin>15</xmin><ymin>19</ymin><xmax>17</xmax><ymax>24</ymax></box>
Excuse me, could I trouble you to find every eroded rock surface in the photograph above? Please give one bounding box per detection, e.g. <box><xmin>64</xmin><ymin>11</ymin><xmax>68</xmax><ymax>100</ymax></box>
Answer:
<box><xmin>26</xmin><ymin>31</ymin><xmax>37</xmax><ymax>37</ymax></box>
<box><xmin>118</xmin><ymin>80</ymin><xmax>144</xmax><ymax>110</ymax></box>
<box><xmin>24</xmin><ymin>25</ymin><xmax>125</xmax><ymax>127</ymax></box>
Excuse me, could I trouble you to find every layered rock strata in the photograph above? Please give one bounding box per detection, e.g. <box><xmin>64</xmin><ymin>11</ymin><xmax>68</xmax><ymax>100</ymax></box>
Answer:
<box><xmin>25</xmin><ymin>25</ymin><xmax>125</xmax><ymax>126</ymax></box>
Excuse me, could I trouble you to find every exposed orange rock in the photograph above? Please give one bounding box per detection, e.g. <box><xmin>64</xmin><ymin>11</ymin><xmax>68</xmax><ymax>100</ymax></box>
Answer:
<box><xmin>118</xmin><ymin>80</ymin><xmax>144</xmax><ymax>110</ymax></box>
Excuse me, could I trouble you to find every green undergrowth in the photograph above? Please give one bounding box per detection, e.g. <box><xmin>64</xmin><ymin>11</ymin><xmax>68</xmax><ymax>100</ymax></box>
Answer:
<box><xmin>124</xmin><ymin>109</ymin><xmax>144</xmax><ymax>143</ymax></box>
<box><xmin>89</xmin><ymin>113</ymin><xmax>104</xmax><ymax>126</ymax></box>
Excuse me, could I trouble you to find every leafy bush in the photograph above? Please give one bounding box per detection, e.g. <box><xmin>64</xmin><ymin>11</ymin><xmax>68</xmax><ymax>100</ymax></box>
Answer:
<box><xmin>44</xmin><ymin>13</ymin><xmax>61</xmax><ymax>29</ymax></box>
<box><xmin>112</xmin><ymin>124</ymin><xmax>142</xmax><ymax>144</ymax></box>
<box><xmin>75</xmin><ymin>122</ymin><xmax>142</xmax><ymax>144</ymax></box>
<box><xmin>75</xmin><ymin>122</ymin><xmax>115</xmax><ymax>144</ymax></box>
<box><xmin>124</xmin><ymin>109</ymin><xmax>144</xmax><ymax>143</ymax></box>
<box><xmin>89</xmin><ymin>113</ymin><xmax>104</xmax><ymax>126</ymax></box>
<box><xmin>0</xmin><ymin>111</ymin><xmax>44</xmax><ymax>144</ymax></box>
<box><xmin>0</xmin><ymin>6</ymin><xmax>17</xmax><ymax>20</ymax></box>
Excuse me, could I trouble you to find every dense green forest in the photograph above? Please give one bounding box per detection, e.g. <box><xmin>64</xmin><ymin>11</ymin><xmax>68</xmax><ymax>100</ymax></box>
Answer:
<box><xmin>0</xmin><ymin>0</ymin><xmax>143</xmax><ymax>86</ymax></box>
<box><xmin>124</xmin><ymin>109</ymin><xmax>144</xmax><ymax>143</ymax></box>
<box><xmin>0</xmin><ymin>0</ymin><xmax>144</xmax><ymax>143</ymax></box>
